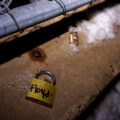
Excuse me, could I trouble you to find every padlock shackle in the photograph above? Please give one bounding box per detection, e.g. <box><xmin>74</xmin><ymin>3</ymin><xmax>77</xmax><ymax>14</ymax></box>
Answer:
<box><xmin>35</xmin><ymin>70</ymin><xmax>56</xmax><ymax>86</ymax></box>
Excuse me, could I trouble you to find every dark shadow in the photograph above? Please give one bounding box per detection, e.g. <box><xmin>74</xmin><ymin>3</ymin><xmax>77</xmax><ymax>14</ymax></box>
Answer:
<box><xmin>10</xmin><ymin>0</ymin><xmax>31</xmax><ymax>8</ymax></box>
<box><xmin>76</xmin><ymin>73</ymin><xmax>120</xmax><ymax>120</ymax></box>
<box><xmin>26</xmin><ymin>96</ymin><xmax>53</xmax><ymax>108</ymax></box>
<box><xmin>0</xmin><ymin>0</ymin><xmax>120</xmax><ymax>64</ymax></box>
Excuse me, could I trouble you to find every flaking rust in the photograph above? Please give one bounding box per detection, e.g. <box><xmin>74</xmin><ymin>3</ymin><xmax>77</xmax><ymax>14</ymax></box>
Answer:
<box><xmin>28</xmin><ymin>47</ymin><xmax>47</xmax><ymax>64</ymax></box>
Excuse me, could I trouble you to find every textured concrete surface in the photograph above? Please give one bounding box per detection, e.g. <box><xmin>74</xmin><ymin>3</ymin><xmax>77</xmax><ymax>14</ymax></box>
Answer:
<box><xmin>77</xmin><ymin>74</ymin><xmax>120</xmax><ymax>120</ymax></box>
<box><xmin>0</xmin><ymin>1</ymin><xmax>120</xmax><ymax>120</ymax></box>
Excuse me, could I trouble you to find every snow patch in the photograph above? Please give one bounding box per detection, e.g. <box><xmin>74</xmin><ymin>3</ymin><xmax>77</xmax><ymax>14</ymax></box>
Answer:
<box><xmin>69</xmin><ymin>4</ymin><xmax>120</xmax><ymax>44</ymax></box>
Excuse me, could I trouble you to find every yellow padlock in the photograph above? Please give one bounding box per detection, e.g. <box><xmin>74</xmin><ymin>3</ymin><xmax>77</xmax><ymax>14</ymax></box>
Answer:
<box><xmin>26</xmin><ymin>70</ymin><xmax>57</xmax><ymax>108</ymax></box>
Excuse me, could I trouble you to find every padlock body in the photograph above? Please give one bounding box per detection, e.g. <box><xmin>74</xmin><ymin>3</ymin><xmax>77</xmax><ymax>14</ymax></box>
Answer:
<box><xmin>26</xmin><ymin>78</ymin><xmax>57</xmax><ymax>106</ymax></box>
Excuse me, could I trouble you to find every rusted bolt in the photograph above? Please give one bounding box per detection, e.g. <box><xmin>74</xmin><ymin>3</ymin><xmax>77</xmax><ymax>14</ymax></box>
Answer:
<box><xmin>32</xmin><ymin>50</ymin><xmax>42</xmax><ymax>59</ymax></box>
<box><xmin>28</xmin><ymin>47</ymin><xmax>47</xmax><ymax>63</ymax></box>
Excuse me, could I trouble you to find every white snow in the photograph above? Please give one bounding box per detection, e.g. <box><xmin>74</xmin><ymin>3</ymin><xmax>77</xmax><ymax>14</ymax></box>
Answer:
<box><xmin>69</xmin><ymin>4</ymin><xmax>120</xmax><ymax>44</ymax></box>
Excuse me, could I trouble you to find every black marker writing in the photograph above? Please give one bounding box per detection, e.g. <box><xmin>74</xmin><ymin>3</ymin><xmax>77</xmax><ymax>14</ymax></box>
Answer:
<box><xmin>29</xmin><ymin>84</ymin><xmax>50</xmax><ymax>98</ymax></box>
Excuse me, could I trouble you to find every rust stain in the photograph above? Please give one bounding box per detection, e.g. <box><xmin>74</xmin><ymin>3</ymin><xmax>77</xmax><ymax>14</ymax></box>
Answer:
<box><xmin>28</xmin><ymin>48</ymin><xmax>47</xmax><ymax>64</ymax></box>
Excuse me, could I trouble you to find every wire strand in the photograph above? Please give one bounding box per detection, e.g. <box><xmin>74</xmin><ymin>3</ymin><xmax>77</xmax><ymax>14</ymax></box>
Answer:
<box><xmin>54</xmin><ymin>0</ymin><xmax>66</xmax><ymax>14</ymax></box>
<box><xmin>0</xmin><ymin>0</ymin><xmax>23</xmax><ymax>33</ymax></box>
